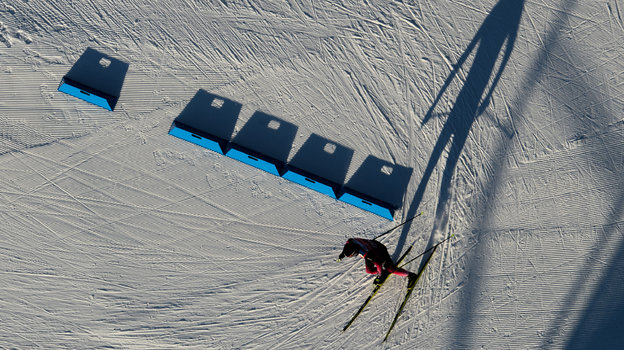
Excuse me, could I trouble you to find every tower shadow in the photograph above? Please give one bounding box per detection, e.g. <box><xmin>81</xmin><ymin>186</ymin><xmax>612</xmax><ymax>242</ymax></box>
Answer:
<box><xmin>563</xmin><ymin>190</ymin><xmax>624</xmax><ymax>349</ymax></box>
<box><xmin>393</xmin><ymin>0</ymin><xmax>524</xmax><ymax>257</ymax></box>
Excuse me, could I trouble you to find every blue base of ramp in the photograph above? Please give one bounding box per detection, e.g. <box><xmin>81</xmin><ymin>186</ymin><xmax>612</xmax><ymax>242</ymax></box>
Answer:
<box><xmin>58</xmin><ymin>78</ymin><xmax>115</xmax><ymax>111</ymax></box>
<box><xmin>282</xmin><ymin>168</ymin><xmax>340</xmax><ymax>199</ymax></box>
<box><xmin>168</xmin><ymin>122</ymin><xmax>227</xmax><ymax>154</ymax></box>
<box><xmin>338</xmin><ymin>191</ymin><xmax>394</xmax><ymax>220</ymax></box>
<box><xmin>226</xmin><ymin>145</ymin><xmax>284</xmax><ymax>176</ymax></box>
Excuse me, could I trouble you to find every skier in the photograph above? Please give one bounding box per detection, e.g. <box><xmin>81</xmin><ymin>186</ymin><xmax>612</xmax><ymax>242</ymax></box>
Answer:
<box><xmin>337</xmin><ymin>238</ymin><xmax>416</xmax><ymax>284</ymax></box>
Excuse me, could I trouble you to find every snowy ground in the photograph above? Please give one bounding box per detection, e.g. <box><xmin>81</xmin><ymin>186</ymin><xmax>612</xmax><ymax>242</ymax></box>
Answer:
<box><xmin>1</xmin><ymin>0</ymin><xmax>623</xmax><ymax>348</ymax></box>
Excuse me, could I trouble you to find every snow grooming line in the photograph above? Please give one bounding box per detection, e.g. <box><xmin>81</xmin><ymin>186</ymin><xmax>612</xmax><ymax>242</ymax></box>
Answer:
<box><xmin>169</xmin><ymin>91</ymin><xmax>412</xmax><ymax>220</ymax></box>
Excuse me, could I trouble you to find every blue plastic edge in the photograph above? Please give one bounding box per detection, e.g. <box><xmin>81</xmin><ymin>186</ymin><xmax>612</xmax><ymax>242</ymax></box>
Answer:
<box><xmin>338</xmin><ymin>192</ymin><xmax>394</xmax><ymax>220</ymax></box>
<box><xmin>58</xmin><ymin>82</ymin><xmax>112</xmax><ymax>111</ymax></box>
<box><xmin>226</xmin><ymin>147</ymin><xmax>282</xmax><ymax>176</ymax></box>
<box><xmin>282</xmin><ymin>170</ymin><xmax>339</xmax><ymax>199</ymax></box>
<box><xmin>168</xmin><ymin>125</ymin><xmax>225</xmax><ymax>154</ymax></box>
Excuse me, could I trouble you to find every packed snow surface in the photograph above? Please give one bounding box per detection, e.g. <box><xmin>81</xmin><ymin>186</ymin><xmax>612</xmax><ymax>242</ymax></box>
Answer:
<box><xmin>1</xmin><ymin>0</ymin><xmax>623</xmax><ymax>348</ymax></box>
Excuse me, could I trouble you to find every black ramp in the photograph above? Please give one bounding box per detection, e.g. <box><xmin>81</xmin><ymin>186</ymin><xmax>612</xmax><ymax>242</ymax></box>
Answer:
<box><xmin>283</xmin><ymin>134</ymin><xmax>354</xmax><ymax>197</ymax></box>
<box><xmin>60</xmin><ymin>47</ymin><xmax>129</xmax><ymax>111</ymax></box>
<box><xmin>228</xmin><ymin>111</ymin><xmax>298</xmax><ymax>175</ymax></box>
<box><xmin>340</xmin><ymin>156</ymin><xmax>413</xmax><ymax>219</ymax></box>
<box><xmin>288</xmin><ymin>134</ymin><xmax>353</xmax><ymax>185</ymax></box>
<box><xmin>171</xmin><ymin>89</ymin><xmax>242</xmax><ymax>153</ymax></box>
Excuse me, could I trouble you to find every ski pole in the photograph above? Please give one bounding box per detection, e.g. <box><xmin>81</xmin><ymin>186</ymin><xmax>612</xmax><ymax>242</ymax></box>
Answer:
<box><xmin>398</xmin><ymin>234</ymin><xmax>454</xmax><ymax>268</ymax></box>
<box><xmin>373</xmin><ymin>212</ymin><xmax>424</xmax><ymax>241</ymax></box>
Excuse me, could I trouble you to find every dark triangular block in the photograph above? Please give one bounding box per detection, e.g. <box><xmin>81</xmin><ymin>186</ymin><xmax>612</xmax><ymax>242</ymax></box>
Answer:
<box><xmin>339</xmin><ymin>156</ymin><xmax>413</xmax><ymax>220</ymax></box>
<box><xmin>282</xmin><ymin>134</ymin><xmax>353</xmax><ymax>198</ymax></box>
<box><xmin>58</xmin><ymin>48</ymin><xmax>128</xmax><ymax>111</ymax></box>
<box><xmin>227</xmin><ymin>112</ymin><xmax>297</xmax><ymax>175</ymax></box>
<box><xmin>169</xmin><ymin>90</ymin><xmax>242</xmax><ymax>154</ymax></box>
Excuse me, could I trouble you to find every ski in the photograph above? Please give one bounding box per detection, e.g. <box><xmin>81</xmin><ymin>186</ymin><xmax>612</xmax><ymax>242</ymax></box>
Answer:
<box><xmin>383</xmin><ymin>244</ymin><xmax>438</xmax><ymax>342</ymax></box>
<box><xmin>342</xmin><ymin>245</ymin><xmax>414</xmax><ymax>332</ymax></box>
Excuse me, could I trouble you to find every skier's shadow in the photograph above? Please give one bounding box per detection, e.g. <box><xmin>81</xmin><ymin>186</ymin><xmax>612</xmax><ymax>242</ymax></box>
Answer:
<box><xmin>393</xmin><ymin>0</ymin><xmax>525</xmax><ymax>259</ymax></box>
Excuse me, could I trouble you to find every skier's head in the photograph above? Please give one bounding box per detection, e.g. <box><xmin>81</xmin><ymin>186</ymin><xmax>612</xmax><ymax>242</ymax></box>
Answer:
<box><xmin>338</xmin><ymin>240</ymin><xmax>358</xmax><ymax>260</ymax></box>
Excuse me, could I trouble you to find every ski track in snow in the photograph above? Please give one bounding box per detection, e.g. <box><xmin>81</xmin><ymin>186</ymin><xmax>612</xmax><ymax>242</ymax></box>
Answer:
<box><xmin>1</xmin><ymin>0</ymin><xmax>623</xmax><ymax>348</ymax></box>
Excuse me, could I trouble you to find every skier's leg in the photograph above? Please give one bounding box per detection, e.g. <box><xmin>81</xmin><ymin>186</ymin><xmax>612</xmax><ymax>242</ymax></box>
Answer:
<box><xmin>385</xmin><ymin>264</ymin><xmax>410</xmax><ymax>277</ymax></box>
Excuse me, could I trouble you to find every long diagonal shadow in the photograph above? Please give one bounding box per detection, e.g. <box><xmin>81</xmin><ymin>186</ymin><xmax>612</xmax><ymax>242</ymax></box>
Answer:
<box><xmin>433</xmin><ymin>0</ymin><xmax>623</xmax><ymax>348</ymax></box>
<box><xmin>530</xmin><ymin>6</ymin><xmax>624</xmax><ymax>348</ymax></box>
<box><xmin>393</xmin><ymin>0</ymin><xmax>524</xmax><ymax>259</ymax></box>
<box><xmin>563</xmin><ymin>190</ymin><xmax>624</xmax><ymax>349</ymax></box>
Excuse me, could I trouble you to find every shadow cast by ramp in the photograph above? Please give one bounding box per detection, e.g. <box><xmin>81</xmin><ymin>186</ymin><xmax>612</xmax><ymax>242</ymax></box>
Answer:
<box><xmin>58</xmin><ymin>47</ymin><xmax>129</xmax><ymax>111</ymax></box>
<box><xmin>169</xmin><ymin>89</ymin><xmax>242</xmax><ymax>154</ymax></box>
<box><xmin>228</xmin><ymin>111</ymin><xmax>298</xmax><ymax>176</ymax></box>
<box><xmin>340</xmin><ymin>156</ymin><xmax>413</xmax><ymax>220</ymax></box>
<box><xmin>283</xmin><ymin>133</ymin><xmax>354</xmax><ymax>199</ymax></box>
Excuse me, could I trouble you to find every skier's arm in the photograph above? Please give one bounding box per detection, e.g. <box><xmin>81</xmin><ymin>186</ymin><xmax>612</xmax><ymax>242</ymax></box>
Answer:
<box><xmin>422</xmin><ymin>27</ymin><xmax>483</xmax><ymax>126</ymax></box>
<box><xmin>365</xmin><ymin>258</ymin><xmax>381</xmax><ymax>275</ymax></box>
